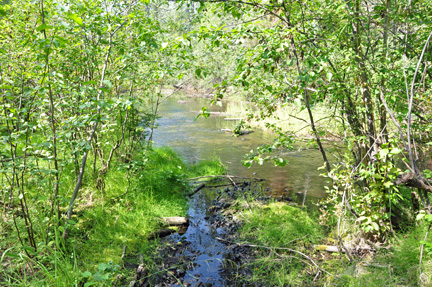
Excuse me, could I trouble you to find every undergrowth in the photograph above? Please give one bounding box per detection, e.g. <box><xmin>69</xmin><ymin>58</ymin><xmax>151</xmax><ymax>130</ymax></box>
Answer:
<box><xmin>233</xmin><ymin>198</ymin><xmax>432</xmax><ymax>287</ymax></box>
<box><xmin>0</xmin><ymin>147</ymin><xmax>225</xmax><ymax>286</ymax></box>
<box><xmin>236</xmin><ymin>201</ymin><xmax>323</xmax><ymax>286</ymax></box>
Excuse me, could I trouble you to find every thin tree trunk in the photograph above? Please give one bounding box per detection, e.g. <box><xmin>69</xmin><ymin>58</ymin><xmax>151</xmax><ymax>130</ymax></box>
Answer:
<box><xmin>63</xmin><ymin>32</ymin><xmax>114</xmax><ymax>240</ymax></box>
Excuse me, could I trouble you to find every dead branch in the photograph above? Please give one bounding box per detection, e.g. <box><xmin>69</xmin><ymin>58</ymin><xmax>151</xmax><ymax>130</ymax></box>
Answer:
<box><xmin>216</xmin><ymin>237</ymin><xmax>333</xmax><ymax>276</ymax></box>
<box><xmin>187</xmin><ymin>183</ymin><xmax>206</xmax><ymax>197</ymax></box>
<box><xmin>395</xmin><ymin>172</ymin><xmax>432</xmax><ymax>193</ymax></box>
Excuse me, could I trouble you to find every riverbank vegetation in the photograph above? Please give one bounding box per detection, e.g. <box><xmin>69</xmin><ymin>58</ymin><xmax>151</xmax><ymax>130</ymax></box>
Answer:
<box><xmin>1</xmin><ymin>0</ymin><xmax>432</xmax><ymax>285</ymax></box>
<box><xmin>0</xmin><ymin>145</ymin><xmax>225</xmax><ymax>285</ymax></box>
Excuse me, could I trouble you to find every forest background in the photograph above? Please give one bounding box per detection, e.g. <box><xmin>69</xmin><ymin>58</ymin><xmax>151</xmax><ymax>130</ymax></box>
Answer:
<box><xmin>1</xmin><ymin>0</ymin><xmax>432</xmax><ymax>285</ymax></box>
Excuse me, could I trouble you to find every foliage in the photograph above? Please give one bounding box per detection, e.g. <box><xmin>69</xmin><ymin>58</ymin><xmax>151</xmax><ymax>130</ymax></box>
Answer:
<box><xmin>2</xmin><ymin>0</ymin><xmax>432</xmax><ymax>284</ymax></box>
<box><xmin>0</xmin><ymin>145</ymin><xmax>224</xmax><ymax>285</ymax></box>
<box><xmin>326</xmin><ymin>224</ymin><xmax>432</xmax><ymax>286</ymax></box>
<box><xmin>319</xmin><ymin>143</ymin><xmax>405</xmax><ymax>238</ymax></box>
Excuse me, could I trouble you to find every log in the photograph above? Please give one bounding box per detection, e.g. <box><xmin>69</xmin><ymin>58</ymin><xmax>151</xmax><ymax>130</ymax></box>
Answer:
<box><xmin>314</xmin><ymin>245</ymin><xmax>343</xmax><ymax>253</ymax></box>
<box><xmin>237</xmin><ymin>130</ymin><xmax>254</xmax><ymax>136</ymax></box>
<box><xmin>162</xmin><ymin>217</ymin><xmax>189</xmax><ymax>226</ymax></box>
<box><xmin>395</xmin><ymin>172</ymin><xmax>432</xmax><ymax>193</ymax></box>
<box><xmin>187</xmin><ymin>175</ymin><xmax>265</xmax><ymax>182</ymax></box>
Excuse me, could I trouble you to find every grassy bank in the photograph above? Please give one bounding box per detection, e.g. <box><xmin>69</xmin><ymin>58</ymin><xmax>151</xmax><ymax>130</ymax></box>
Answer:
<box><xmin>228</xmin><ymin>196</ymin><xmax>432</xmax><ymax>286</ymax></box>
<box><xmin>0</xmin><ymin>147</ymin><xmax>225</xmax><ymax>286</ymax></box>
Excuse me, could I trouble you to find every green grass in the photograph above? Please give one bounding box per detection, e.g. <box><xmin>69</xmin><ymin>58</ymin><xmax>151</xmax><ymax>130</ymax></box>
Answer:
<box><xmin>234</xmin><ymin>199</ymin><xmax>432</xmax><ymax>287</ymax></box>
<box><xmin>235</xmin><ymin>201</ymin><xmax>323</xmax><ymax>286</ymax></box>
<box><xmin>224</xmin><ymin>99</ymin><xmax>343</xmax><ymax>138</ymax></box>
<box><xmin>239</xmin><ymin>202</ymin><xmax>323</xmax><ymax>247</ymax></box>
<box><xmin>0</xmin><ymin>147</ymin><xmax>225</xmax><ymax>286</ymax></box>
<box><xmin>321</xmin><ymin>223</ymin><xmax>432</xmax><ymax>287</ymax></box>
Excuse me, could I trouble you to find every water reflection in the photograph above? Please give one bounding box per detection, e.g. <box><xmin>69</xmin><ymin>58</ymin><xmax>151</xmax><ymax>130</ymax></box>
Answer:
<box><xmin>152</xmin><ymin>96</ymin><xmax>329</xmax><ymax>199</ymax></box>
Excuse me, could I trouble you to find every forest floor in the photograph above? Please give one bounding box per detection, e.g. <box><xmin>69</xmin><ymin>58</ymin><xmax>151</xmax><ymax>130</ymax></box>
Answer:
<box><xmin>123</xmin><ymin>178</ymin><xmax>432</xmax><ymax>287</ymax></box>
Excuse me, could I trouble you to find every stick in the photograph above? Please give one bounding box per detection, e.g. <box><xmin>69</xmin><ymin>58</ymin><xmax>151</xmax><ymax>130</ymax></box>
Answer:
<box><xmin>215</xmin><ymin>237</ymin><xmax>333</xmax><ymax>276</ymax></box>
<box><xmin>187</xmin><ymin>183</ymin><xmax>206</xmax><ymax>197</ymax></box>
<box><xmin>419</xmin><ymin>221</ymin><xmax>432</xmax><ymax>279</ymax></box>
<box><xmin>226</xmin><ymin>175</ymin><xmax>252</xmax><ymax>211</ymax></box>
<box><xmin>121</xmin><ymin>244</ymin><xmax>127</xmax><ymax>260</ymax></box>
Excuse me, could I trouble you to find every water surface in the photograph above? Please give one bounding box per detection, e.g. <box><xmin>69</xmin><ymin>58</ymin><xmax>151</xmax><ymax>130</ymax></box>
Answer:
<box><xmin>153</xmin><ymin>96</ymin><xmax>329</xmax><ymax>199</ymax></box>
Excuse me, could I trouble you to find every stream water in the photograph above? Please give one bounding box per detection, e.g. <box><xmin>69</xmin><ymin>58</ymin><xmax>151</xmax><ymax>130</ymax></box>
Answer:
<box><xmin>153</xmin><ymin>96</ymin><xmax>330</xmax><ymax>199</ymax></box>
<box><xmin>151</xmin><ymin>95</ymin><xmax>331</xmax><ymax>286</ymax></box>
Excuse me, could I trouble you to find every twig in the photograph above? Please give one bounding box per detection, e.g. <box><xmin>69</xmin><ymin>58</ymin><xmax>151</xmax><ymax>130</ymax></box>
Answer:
<box><xmin>215</xmin><ymin>237</ymin><xmax>333</xmax><ymax>276</ymax></box>
<box><xmin>338</xmin><ymin>236</ymin><xmax>354</xmax><ymax>263</ymax></box>
<box><xmin>226</xmin><ymin>175</ymin><xmax>252</xmax><ymax>211</ymax></box>
<box><xmin>121</xmin><ymin>244</ymin><xmax>127</xmax><ymax>260</ymax></box>
<box><xmin>187</xmin><ymin>183</ymin><xmax>206</xmax><ymax>197</ymax></box>
<box><xmin>419</xmin><ymin>221</ymin><xmax>432</xmax><ymax>279</ymax></box>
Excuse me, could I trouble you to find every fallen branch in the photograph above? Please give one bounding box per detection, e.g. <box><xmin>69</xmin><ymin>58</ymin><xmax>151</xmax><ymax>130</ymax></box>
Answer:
<box><xmin>314</xmin><ymin>245</ymin><xmax>343</xmax><ymax>253</ymax></box>
<box><xmin>224</xmin><ymin>118</ymin><xmax>242</xmax><ymax>121</ymax></box>
<box><xmin>216</xmin><ymin>237</ymin><xmax>333</xmax><ymax>276</ymax></box>
<box><xmin>395</xmin><ymin>172</ymin><xmax>432</xmax><ymax>194</ymax></box>
<box><xmin>187</xmin><ymin>183</ymin><xmax>206</xmax><ymax>197</ymax></box>
<box><xmin>226</xmin><ymin>175</ymin><xmax>252</xmax><ymax>211</ymax></box>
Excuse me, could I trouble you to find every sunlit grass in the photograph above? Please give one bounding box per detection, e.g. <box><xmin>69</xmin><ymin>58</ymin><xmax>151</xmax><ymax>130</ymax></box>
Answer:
<box><xmin>235</xmin><ymin>201</ymin><xmax>323</xmax><ymax>286</ymax></box>
<box><xmin>0</xmin><ymin>146</ymin><xmax>225</xmax><ymax>286</ymax></box>
<box><xmin>225</xmin><ymin>100</ymin><xmax>343</xmax><ymax>138</ymax></box>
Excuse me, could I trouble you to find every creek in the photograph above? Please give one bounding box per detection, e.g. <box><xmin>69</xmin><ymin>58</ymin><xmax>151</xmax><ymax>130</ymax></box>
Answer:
<box><xmin>153</xmin><ymin>96</ymin><xmax>329</xmax><ymax>199</ymax></box>
<box><xmin>151</xmin><ymin>95</ymin><xmax>331</xmax><ymax>286</ymax></box>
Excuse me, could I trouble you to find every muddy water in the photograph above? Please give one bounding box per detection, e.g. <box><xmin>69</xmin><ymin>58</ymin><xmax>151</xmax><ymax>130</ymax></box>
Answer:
<box><xmin>153</xmin><ymin>96</ymin><xmax>329</xmax><ymax>199</ymax></box>
<box><xmin>151</xmin><ymin>95</ymin><xmax>331</xmax><ymax>286</ymax></box>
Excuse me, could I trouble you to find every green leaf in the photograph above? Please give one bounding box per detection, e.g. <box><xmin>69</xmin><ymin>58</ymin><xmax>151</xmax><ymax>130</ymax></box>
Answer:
<box><xmin>390</xmin><ymin>148</ymin><xmax>402</xmax><ymax>155</ymax></box>
<box><xmin>81</xmin><ymin>271</ymin><xmax>92</xmax><ymax>277</ymax></box>
<box><xmin>357</xmin><ymin>216</ymin><xmax>367</xmax><ymax>222</ymax></box>
<box><xmin>102</xmin><ymin>80</ymin><xmax>112</xmax><ymax>88</ymax></box>
<box><xmin>68</xmin><ymin>14</ymin><xmax>83</xmax><ymax>26</ymax></box>
<box><xmin>36</xmin><ymin>24</ymin><xmax>52</xmax><ymax>32</ymax></box>
<box><xmin>383</xmin><ymin>181</ymin><xmax>393</xmax><ymax>188</ymax></box>
<box><xmin>379</xmin><ymin>148</ymin><xmax>389</xmax><ymax>158</ymax></box>
<box><xmin>201</xmin><ymin>107</ymin><xmax>210</xmax><ymax>118</ymax></box>
<box><xmin>416</xmin><ymin>213</ymin><xmax>425</xmax><ymax>221</ymax></box>
<box><xmin>294</xmin><ymin>98</ymin><xmax>302</xmax><ymax>108</ymax></box>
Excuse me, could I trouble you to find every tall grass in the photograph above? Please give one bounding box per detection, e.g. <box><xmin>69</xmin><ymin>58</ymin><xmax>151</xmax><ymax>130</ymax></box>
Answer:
<box><xmin>0</xmin><ymin>147</ymin><xmax>225</xmax><ymax>286</ymax></box>
<box><xmin>234</xmin><ymin>201</ymin><xmax>323</xmax><ymax>286</ymax></box>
